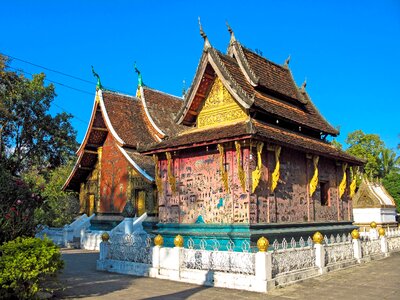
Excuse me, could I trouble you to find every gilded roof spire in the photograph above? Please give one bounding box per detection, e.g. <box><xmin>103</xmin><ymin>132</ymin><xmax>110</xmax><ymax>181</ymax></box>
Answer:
<box><xmin>91</xmin><ymin>65</ymin><xmax>102</xmax><ymax>90</ymax></box>
<box><xmin>198</xmin><ymin>17</ymin><xmax>211</xmax><ymax>48</ymax></box>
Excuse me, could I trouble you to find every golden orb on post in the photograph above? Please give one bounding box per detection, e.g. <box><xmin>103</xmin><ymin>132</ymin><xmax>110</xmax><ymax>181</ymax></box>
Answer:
<box><xmin>378</xmin><ymin>227</ymin><xmax>385</xmax><ymax>237</ymax></box>
<box><xmin>312</xmin><ymin>231</ymin><xmax>324</xmax><ymax>244</ymax></box>
<box><xmin>370</xmin><ymin>221</ymin><xmax>377</xmax><ymax>229</ymax></box>
<box><xmin>257</xmin><ymin>236</ymin><xmax>269</xmax><ymax>252</ymax></box>
<box><xmin>351</xmin><ymin>229</ymin><xmax>360</xmax><ymax>240</ymax></box>
<box><xmin>101</xmin><ymin>232</ymin><xmax>110</xmax><ymax>242</ymax></box>
<box><xmin>174</xmin><ymin>235</ymin><xmax>184</xmax><ymax>247</ymax></box>
<box><xmin>154</xmin><ymin>234</ymin><xmax>164</xmax><ymax>246</ymax></box>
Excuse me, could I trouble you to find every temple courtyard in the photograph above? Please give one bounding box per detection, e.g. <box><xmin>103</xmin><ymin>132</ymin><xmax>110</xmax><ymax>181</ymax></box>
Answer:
<box><xmin>55</xmin><ymin>249</ymin><xmax>400</xmax><ymax>299</ymax></box>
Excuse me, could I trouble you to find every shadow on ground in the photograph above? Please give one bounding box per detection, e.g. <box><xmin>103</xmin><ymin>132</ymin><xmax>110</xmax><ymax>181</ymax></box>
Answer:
<box><xmin>55</xmin><ymin>250</ymin><xmax>138</xmax><ymax>298</ymax></box>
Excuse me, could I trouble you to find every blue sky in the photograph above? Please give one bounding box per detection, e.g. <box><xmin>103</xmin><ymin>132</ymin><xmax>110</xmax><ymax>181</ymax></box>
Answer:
<box><xmin>1</xmin><ymin>1</ymin><xmax>399</xmax><ymax>152</ymax></box>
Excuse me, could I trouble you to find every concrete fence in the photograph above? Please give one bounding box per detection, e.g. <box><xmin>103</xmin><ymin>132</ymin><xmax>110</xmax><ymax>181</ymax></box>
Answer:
<box><xmin>97</xmin><ymin>226</ymin><xmax>400</xmax><ymax>293</ymax></box>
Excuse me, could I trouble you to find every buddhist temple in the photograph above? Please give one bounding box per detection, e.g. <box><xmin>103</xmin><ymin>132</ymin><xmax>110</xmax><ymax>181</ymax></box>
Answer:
<box><xmin>353</xmin><ymin>178</ymin><xmax>397</xmax><ymax>231</ymax></box>
<box><xmin>140</xmin><ymin>25</ymin><xmax>364</xmax><ymax>248</ymax></box>
<box><xmin>63</xmin><ymin>72</ymin><xmax>183</xmax><ymax>228</ymax></box>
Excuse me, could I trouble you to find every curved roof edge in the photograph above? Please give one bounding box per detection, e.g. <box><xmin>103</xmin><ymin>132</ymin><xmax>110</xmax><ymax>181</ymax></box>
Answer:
<box><xmin>117</xmin><ymin>145</ymin><xmax>154</xmax><ymax>182</ymax></box>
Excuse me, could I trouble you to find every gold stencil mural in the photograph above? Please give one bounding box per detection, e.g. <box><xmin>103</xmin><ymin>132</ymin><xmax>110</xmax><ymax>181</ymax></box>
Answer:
<box><xmin>197</xmin><ymin>77</ymin><xmax>247</xmax><ymax>128</ymax></box>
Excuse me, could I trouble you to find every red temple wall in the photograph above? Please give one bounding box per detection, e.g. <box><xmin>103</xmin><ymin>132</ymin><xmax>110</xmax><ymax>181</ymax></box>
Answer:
<box><xmin>99</xmin><ymin>133</ymin><xmax>130</xmax><ymax>213</ymax></box>
<box><xmin>158</xmin><ymin>145</ymin><xmax>251</xmax><ymax>224</ymax></box>
<box><xmin>157</xmin><ymin>142</ymin><xmax>353</xmax><ymax>224</ymax></box>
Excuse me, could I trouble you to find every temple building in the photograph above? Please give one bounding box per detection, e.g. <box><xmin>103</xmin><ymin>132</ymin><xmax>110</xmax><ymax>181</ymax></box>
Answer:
<box><xmin>353</xmin><ymin>179</ymin><xmax>397</xmax><ymax>231</ymax></box>
<box><xmin>140</xmin><ymin>26</ymin><xmax>364</xmax><ymax>247</ymax></box>
<box><xmin>63</xmin><ymin>74</ymin><xmax>183</xmax><ymax>225</ymax></box>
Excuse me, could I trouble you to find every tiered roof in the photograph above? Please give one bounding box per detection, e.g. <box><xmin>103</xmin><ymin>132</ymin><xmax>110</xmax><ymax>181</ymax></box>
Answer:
<box><xmin>143</xmin><ymin>29</ymin><xmax>362</xmax><ymax>165</ymax></box>
<box><xmin>63</xmin><ymin>87</ymin><xmax>183</xmax><ymax>191</ymax></box>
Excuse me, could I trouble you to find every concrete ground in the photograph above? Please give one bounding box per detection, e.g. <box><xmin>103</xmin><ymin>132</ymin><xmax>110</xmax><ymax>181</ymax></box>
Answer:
<box><xmin>55</xmin><ymin>249</ymin><xmax>400</xmax><ymax>300</ymax></box>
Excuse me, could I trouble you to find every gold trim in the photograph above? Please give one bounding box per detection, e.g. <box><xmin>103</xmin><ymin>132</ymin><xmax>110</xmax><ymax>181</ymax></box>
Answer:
<box><xmin>309</xmin><ymin>155</ymin><xmax>319</xmax><ymax>197</ymax></box>
<box><xmin>339</xmin><ymin>163</ymin><xmax>347</xmax><ymax>199</ymax></box>
<box><xmin>251</xmin><ymin>142</ymin><xmax>264</xmax><ymax>193</ymax></box>
<box><xmin>217</xmin><ymin>144</ymin><xmax>229</xmax><ymax>192</ymax></box>
<box><xmin>349</xmin><ymin>166</ymin><xmax>357</xmax><ymax>199</ymax></box>
<box><xmin>166</xmin><ymin>152</ymin><xmax>176</xmax><ymax>194</ymax></box>
<box><xmin>270</xmin><ymin>146</ymin><xmax>281</xmax><ymax>193</ymax></box>
<box><xmin>235</xmin><ymin>141</ymin><xmax>246</xmax><ymax>192</ymax></box>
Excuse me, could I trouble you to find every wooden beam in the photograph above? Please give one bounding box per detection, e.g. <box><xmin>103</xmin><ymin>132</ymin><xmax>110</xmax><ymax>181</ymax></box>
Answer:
<box><xmin>84</xmin><ymin>149</ymin><xmax>98</xmax><ymax>155</ymax></box>
<box><xmin>93</xmin><ymin>127</ymin><xmax>108</xmax><ymax>132</ymax></box>
<box><xmin>78</xmin><ymin>166</ymin><xmax>92</xmax><ymax>171</ymax></box>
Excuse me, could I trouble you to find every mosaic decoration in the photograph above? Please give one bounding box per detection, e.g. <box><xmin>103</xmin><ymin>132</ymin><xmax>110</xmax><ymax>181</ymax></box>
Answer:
<box><xmin>309</xmin><ymin>155</ymin><xmax>319</xmax><ymax>196</ymax></box>
<box><xmin>251</xmin><ymin>142</ymin><xmax>264</xmax><ymax>193</ymax></box>
<box><xmin>270</xmin><ymin>146</ymin><xmax>281</xmax><ymax>193</ymax></box>
<box><xmin>339</xmin><ymin>163</ymin><xmax>347</xmax><ymax>199</ymax></box>
<box><xmin>158</xmin><ymin>149</ymin><xmax>250</xmax><ymax>224</ymax></box>
<box><xmin>197</xmin><ymin>77</ymin><xmax>247</xmax><ymax>128</ymax></box>
<box><xmin>235</xmin><ymin>141</ymin><xmax>246</xmax><ymax>192</ymax></box>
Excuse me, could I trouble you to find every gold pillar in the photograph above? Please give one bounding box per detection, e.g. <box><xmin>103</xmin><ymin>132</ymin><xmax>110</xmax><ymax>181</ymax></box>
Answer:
<box><xmin>97</xmin><ymin>146</ymin><xmax>103</xmax><ymax>212</ymax></box>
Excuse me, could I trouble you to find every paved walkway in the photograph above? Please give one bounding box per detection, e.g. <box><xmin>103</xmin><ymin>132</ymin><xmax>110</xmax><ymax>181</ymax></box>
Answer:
<box><xmin>55</xmin><ymin>249</ymin><xmax>400</xmax><ymax>300</ymax></box>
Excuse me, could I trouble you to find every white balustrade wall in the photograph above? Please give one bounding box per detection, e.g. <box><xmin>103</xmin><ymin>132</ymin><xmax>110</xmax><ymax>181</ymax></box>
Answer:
<box><xmin>97</xmin><ymin>228</ymin><xmax>400</xmax><ymax>293</ymax></box>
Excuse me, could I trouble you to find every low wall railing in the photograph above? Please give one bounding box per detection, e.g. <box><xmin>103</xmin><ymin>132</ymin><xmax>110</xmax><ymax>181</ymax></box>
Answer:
<box><xmin>97</xmin><ymin>223</ymin><xmax>400</xmax><ymax>293</ymax></box>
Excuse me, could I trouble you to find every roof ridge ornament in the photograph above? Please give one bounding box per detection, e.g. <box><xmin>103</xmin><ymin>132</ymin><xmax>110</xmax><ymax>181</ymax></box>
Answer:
<box><xmin>91</xmin><ymin>66</ymin><xmax>102</xmax><ymax>90</ymax></box>
<box><xmin>301</xmin><ymin>78</ymin><xmax>307</xmax><ymax>90</ymax></box>
<box><xmin>198</xmin><ymin>17</ymin><xmax>211</xmax><ymax>49</ymax></box>
<box><xmin>226</xmin><ymin>20</ymin><xmax>236</xmax><ymax>44</ymax></box>
<box><xmin>134</xmin><ymin>62</ymin><xmax>143</xmax><ymax>88</ymax></box>
<box><xmin>284</xmin><ymin>55</ymin><xmax>291</xmax><ymax>67</ymax></box>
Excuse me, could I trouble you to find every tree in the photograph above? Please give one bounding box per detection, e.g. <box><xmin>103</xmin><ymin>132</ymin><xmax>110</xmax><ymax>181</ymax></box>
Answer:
<box><xmin>378</xmin><ymin>148</ymin><xmax>400</xmax><ymax>178</ymax></box>
<box><xmin>0</xmin><ymin>167</ymin><xmax>42</xmax><ymax>243</ymax></box>
<box><xmin>382</xmin><ymin>172</ymin><xmax>400</xmax><ymax>211</ymax></box>
<box><xmin>345</xmin><ymin>130</ymin><xmax>385</xmax><ymax>178</ymax></box>
<box><xmin>0</xmin><ymin>54</ymin><xmax>78</xmax><ymax>175</ymax></box>
<box><xmin>23</xmin><ymin>161</ymin><xmax>79</xmax><ymax>227</ymax></box>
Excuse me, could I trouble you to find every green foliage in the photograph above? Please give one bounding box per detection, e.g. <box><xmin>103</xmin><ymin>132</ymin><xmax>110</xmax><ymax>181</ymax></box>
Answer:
<box><xmin>23</xmin><ymin>161</ymin><xmax>79</xmax><ymax>227</ymax></box>
<box><xmin>345</xmin><ymin>130</ymin><xmax>385</xmax><ymax>178</ymax></box>
<box><xmin>383</xmin><ymin>172</ymin><xmax>400</xmax><ymax>211</ymax></box>
<box><xmin>0</xmin><ymin>54</ymin><xmax>78</xmax><ymax>175</ymax></box>
<box><xmin>331</xmin><ymin>139</ymin><xmax>343</xmax><ymax>150</ymax></box>
<box><xmin>0</xmin><ymin>237</ymin><xmax>64</xmax><ymax>299</ymax></box>
<box><xmin>378</xmin><ymin>148</ymin><xmax>400</xmax><ymax>178</ymax></box>
<box><xmin>0</xmin><ymin>168</ymin><xmax>42</xmax><ymax>244</ymax></box>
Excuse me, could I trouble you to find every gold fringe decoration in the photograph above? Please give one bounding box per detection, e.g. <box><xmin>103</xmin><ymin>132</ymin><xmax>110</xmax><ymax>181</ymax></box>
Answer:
<box><xmin>309</xmin><ymin>155</ymin><xmax>320</xmax><ymax>196</ymax></box>
<box><xmin>153</xmin><ymin>154</ymin><xmax>163</xmax><ymax>194</ymax></box>
<box><xmin>349</xmin><ymin>166</ymin><xmax>357</xmax><ymax>199</ymax></box>
<box><xmin>235</xmin><ymin>141</ymin><xmax>246</xmax><ymax>192</ymax></box>
<box><xmin>339</xmin><ymin>163</ymin><xmax>348</xmax><ymax>199</ymax></box>
<box><xmin>251</xmin><ymin>142</ymin><xmax>264</xmax><ymax>193</ymax></box>
<box><xmin>165</xmin><ymin>152</ymin><xmax>176</xmax><ymax>194</ymax></box>
<box><xmin>217</xmin><ymin>144</ymin><xmax>229</xmax><ymax>192</ymax></box>
<box><xmin>270</xmin><ymin>145</ymin><xmax>281</xmax><ymax>193</ymax></box>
